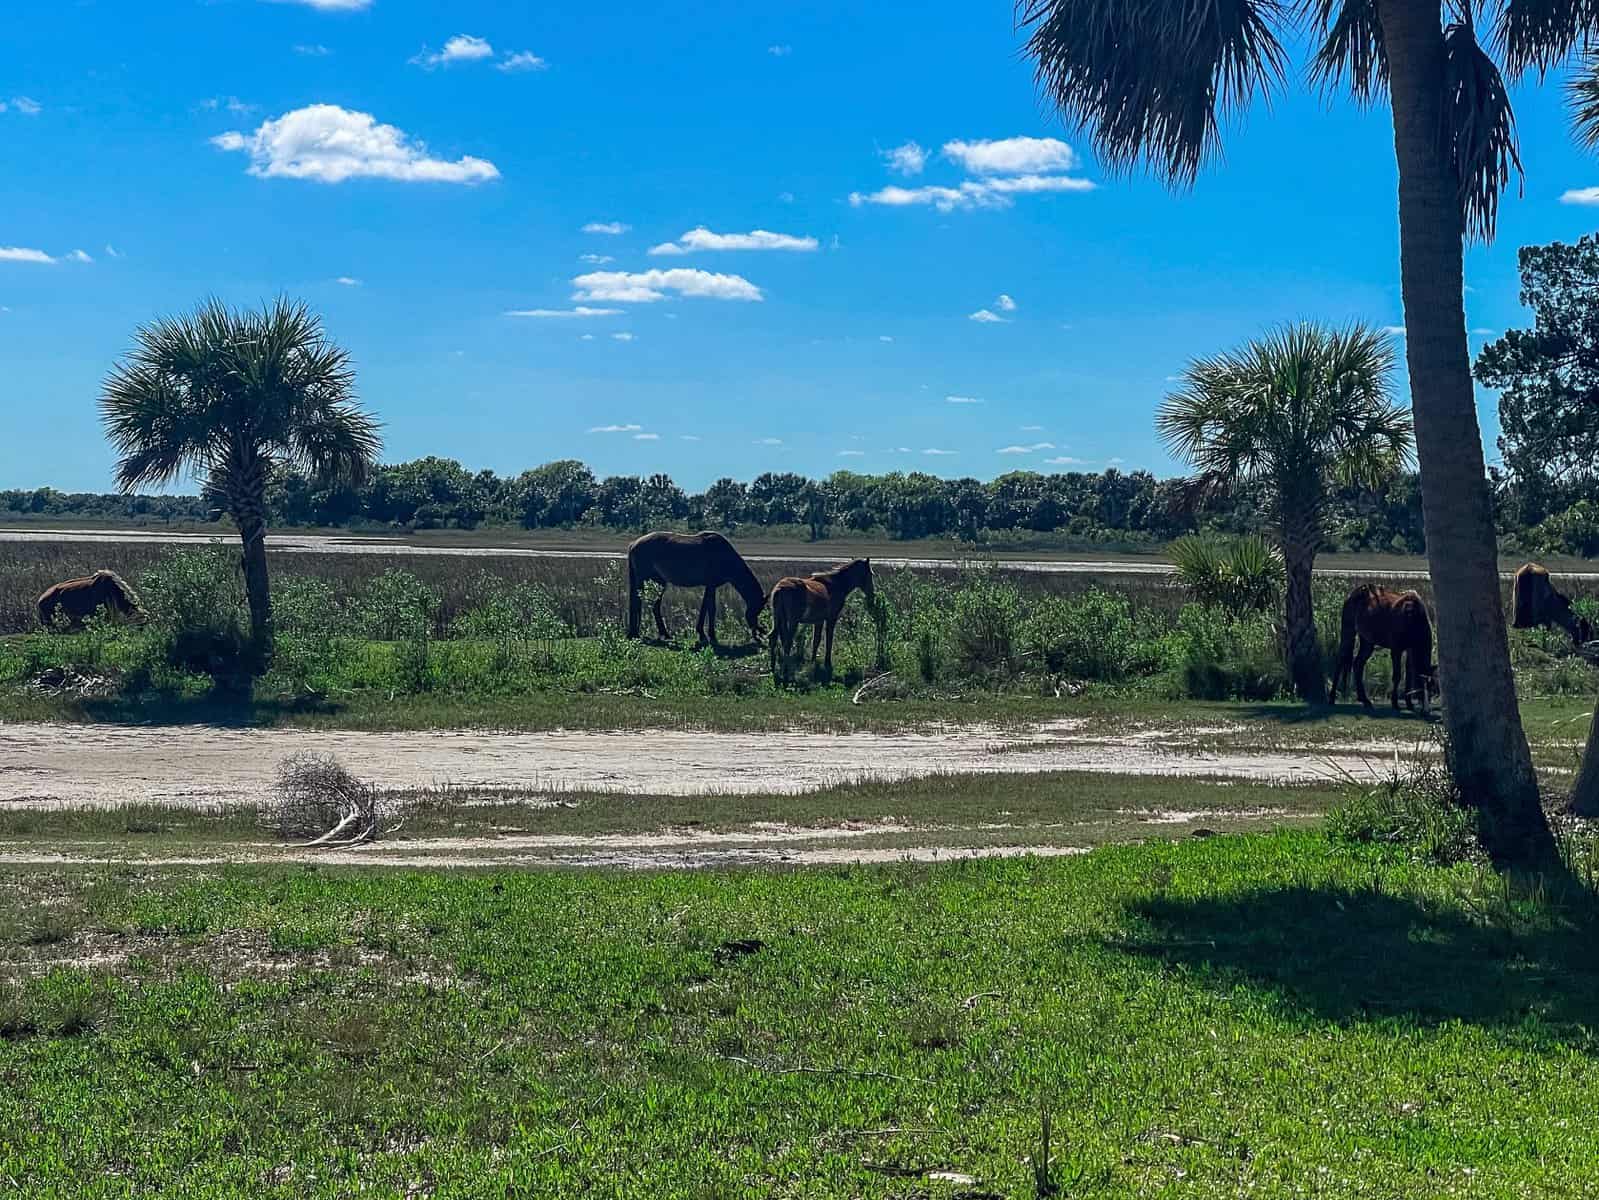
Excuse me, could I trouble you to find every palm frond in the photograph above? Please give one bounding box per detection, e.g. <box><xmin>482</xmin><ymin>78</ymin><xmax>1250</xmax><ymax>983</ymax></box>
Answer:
<box><xmin>1016</xmin><ymin>0</ymin><xmax>1291</xmax><ymax>186</ymax></box>
<box><xmin>1444</xmin><ymin>16</ymin><xmax>1524</xmax><ymax>242</ymax></box>
<box><xmin>1302</xmin><ymin>0</ymin><xmax>1387</xmax><ymax>102</ymax></box>
<box><xmin>1496</xmin><ymin>0</ymin><xmax>1599</xmax><ymax>76</ymax></box>
<box><xmin>1569</xmin><ymin>52</ymin><xmax>1599</xmax><ymax>149</ymax></box>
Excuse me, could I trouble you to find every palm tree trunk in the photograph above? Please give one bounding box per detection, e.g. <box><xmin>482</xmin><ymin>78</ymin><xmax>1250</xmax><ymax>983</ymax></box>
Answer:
<box><xmin>227</xmin><ymin>459</ymin><xmax>274</xmax><ymax>671</ymax></box>
<box><xmin>1378</xmin><ymin>0</ymin><xmax>1552</xmax><ymax>868</ymax></box>
<box><xmin>1572</xmin><ymin>698</ymin><xmax>1599</xmax><ymax>817</ymax></box>
<box><xmin>1280</xmin><ymin>513</ymin><xmax>1324</xmax><ymax>704</ymax></box>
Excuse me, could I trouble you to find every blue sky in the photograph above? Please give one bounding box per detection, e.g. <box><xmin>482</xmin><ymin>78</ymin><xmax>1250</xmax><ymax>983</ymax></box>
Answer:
<box><xmin>3</xmin><ymin>1</ymin><xmax>1599</xmax><ymax>493</ymax></box>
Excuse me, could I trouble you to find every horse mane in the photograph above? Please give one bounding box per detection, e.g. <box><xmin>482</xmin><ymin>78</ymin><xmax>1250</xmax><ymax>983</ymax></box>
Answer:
<box><xmin>92</xmin><ymin>570</ymin><xmax>145</xmax><ymax>612</ymax></box>
<box><xmin>728</xmin><ymin>552</ymin><xmax>764</xmax><ymax>608</ymax></box>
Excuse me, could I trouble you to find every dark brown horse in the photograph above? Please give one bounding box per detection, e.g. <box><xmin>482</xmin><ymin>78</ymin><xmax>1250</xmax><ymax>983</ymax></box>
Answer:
<box><xmin>769</xmin><ymin>558</ymin><xmax>874</xmax><ymax>679</ymax></box>
<box><xmin>626</xmin><ymin>531</ymin><xmax>766</xmax><ymax>647</ymax></box>
<box><xmin>37</xmin><ymin>571</ymin><xmax>146</xmax><ymax>631</ymax></box>
<box><xmin>1512</xmin><ymin>562</ymin><xmax>1594</xmax><ymax>648</ymax></box>
<box><xmin>1330</xmin><ymin>584</ymin><xmax>1437</xmax><ymax>714</ymax></box>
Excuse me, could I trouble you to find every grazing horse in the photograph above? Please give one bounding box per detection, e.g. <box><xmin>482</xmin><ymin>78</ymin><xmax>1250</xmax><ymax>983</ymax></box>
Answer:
<box><xmin>769</xmin><ymin>558</ymin><xmax>874</xmax><ymax>679</ymax></box>
<box><xmin>1330</xmin><ymin>584</ymin><xmax>1438</xmax><ymax>714</ymax></box>
<box><xmin>1512</xmin><ymin>562</ymin><xmax>1594</xmax><ymax>648</ymax></box>
<box><xmin>37</xmin><ymin>570</ymin><xmax>146</xmax><ymax>631</ymax></box>
<box><xmin>626</xmin><ymin>531</ymin><xmax>766</xmax><ymax>647</ymax></box>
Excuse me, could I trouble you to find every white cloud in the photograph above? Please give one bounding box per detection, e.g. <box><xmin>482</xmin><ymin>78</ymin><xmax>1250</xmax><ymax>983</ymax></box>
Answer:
<box><xmin>879</xmin><ymin>335</ymin><xmax>894</xmax><ymax>342</ymax></box>
<box><xmin>202</xmin><ymin>96</ymin><xmax>257</xmax><ymax>115</ymax></box>
<box><xmin>573</xmin><ymin>268</ymin><xmax>762</xmax><ymax>303</ymax></box>
<box><xmin>944</xmin><ymin>136</ymin><xmax>1078</xmax><ymax>175</ymax></box>
<box><xmin>778</xmin><ymin>191</ymin><xmax>795</xmax><ymax>203</ymax></box>
<box><xmin>9</xmin><ymin>97</ymin><xmax>43</xmax><ymax>116</ymax></box>
<box><xmin>1045</xmin><ymin>456</ymin><xmax>1090</xmax><ymax>466</ymax></box>
<box><xmin>995</xmin><ymin>293</ymin><xmax>1016</xmax><ymax>312</ymax></box>
<box><xmin>754</xmin><ymin>437</ymin><xmax>783</xmax><ymax>445</ymax></box>
<box><xmin>1107</xmin><ymin>457</ymin><xmax>1125</xmax><ymax>466</ymax></box>
<box><xmin>105</xmin><ymin>245</ymin><xmax>123</xmax><ymax>258</ymax></box>
<box><xmin>997</xmin><ymin>442</ymin><xmax>1055</xmax><ymax>454</ymax></box>
<box><xmin>945</xmin><ymin>395</ymin><xmax>983</xmax><ymax>404</ymax></box>
<box><xmin>612</xmin><ymin>332</ymin><xmax>636</xmax><ymax>342</ymax></box>
<box><xmin>412</xmin><ymin>34</ymin><xmax>495</xmax><ymax>69</ymax></box>
<box><xmin>334</xmin><ymin>276</ymin><xmax>361</xmax><ymax>286</ymax></box>
<box><xmin>213</xmin><ymin>104</ymin><xmax>500</xmax><ymax>184</ymax></box>
<box><xmin>768</xmin><ymin>44</ymin><xmax>792</xmax><ymax>56</ymax></box>
<box><xmin>583</xmin><ymin>221</ymin><xmax>630</xmax><ymax>235</ymax></box>
<box><xmin>1470</xmin><ymin>327</ymin><xmax>1495</xmax><ymax>336</ymax></box>
<box><xmin>850</xmin><ymin>174</ymin><xmax>1094</xmax><ymax>212</ymax></box>
<box><xmin>589</xmin><ymin>423</ymin><xmax>642</xmax><ymax>433</ymax></box>
<box><xmin>0</xmin><ymin>247</ymin><xmax>57</xmax><ymax>264</ymax></box>
<box><xmin>579</xmin><ymin>253</ymin><xmax>614</xmax><ymax>265</ymax></box>
<box><xmin>839</xmin><ymin>449</ymin><xmax>866</xmax><ymax>457</ymax></box>
<box><xmin>680</xmin><ymin>435</ymin><xmax>701</xmax><ymax>442</ymax></box>
<box><xmin>1020</xmin><ymin>424</ymin><xmax>1044</xmax><ymax>432</ymax></box>
<box><xmin>1382</xmin><ymin>325</ymin><xmax>1407</xmax><ymax>337</ymax></box>
<box><xmin>969</xmin><ymin>309</ymin><xmax>1007</xmax><ymax>324</ymax></box>
<box><xmin>648</xmin><ymin>228</ymin><xmax>817</xmax><ymax>256</ymax></box>
<box><xmin>883</xmin><ymin>141</ymin><xmax>926</xmax><ymax>176</ymax></box>
<box><xmin>498</xmin><ymin>51</ymin><xmax>547</xmax><ymax>73</ymax></box>
<box><xmin>923</xmin><ymin>448</ymin><xmax>957</xmax><ymax>456</ymax></box>
<box><xmin>66</xmin><ymin>249</ymin><xmax>92</xmax><ymax>263</ymax></box>
<box><xmin>632</xmin><ymin>431</ymin><xmax>657</xmax><ymax>438</ymax></box>
<box><xmin>267</xmin><ymin>0</ymin><xmax>371</xmax><ymax>9</ymax></box>
<box><xmin>580</xmin><ymin>334</ymin><xmax>595</xmax><ymax>341</ymax></box>
<box><xmin>1561</xmin><ymin>187</ymin><xmax>1599</xmax><ymax>206</ymax></box>
<box><xmin>294</xmin><ymin>43</ymin><xmax>333</xmax><ymax>56</ymax></box>
<box><xmin>505</xmin><ymin>306</ymin><xmax>622</xmax><ymax>319</ymax></box>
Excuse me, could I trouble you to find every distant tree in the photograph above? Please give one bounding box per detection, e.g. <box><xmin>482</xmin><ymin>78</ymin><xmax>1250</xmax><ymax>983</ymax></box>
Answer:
<box><xmin>1161</xmin><ymin>324</ymin><xmax>1412</xmax><ymax>703</ymax></box>
<box><xmin>702</xmin><ymin>477</ymin><xmax>747</xmax><ymax>528</ymax></box>
<box><xmin>1476</xmin><ymin>235</ymin><xmax>1599</xmax><ymax>526</ymax></box>
<box><xmin>801</xmin><ymin>481</ymin><xmax>830</xmax><ymax>541</ymax></box>
<box><xmin>99</xmin><ymin>297</ymin><xmax>380</xmax><ymax>665</ymax></box>
<box><xmin>642</xmin><ymin>472</ymin><xmax>690</xmax><ymax>523</ymax></box>
<box><xmin>510</xmin><ymin>460</ymin><xmax>597</xmax><ymax>528</ymax></box>
<box><xmin>595</xmin><ymin>475</ymin><xmax>645</xmax><ymax>528</ymax></box>
<box><xmin>748</xmin><ymin>472</ymin><xmax>809</xmax><ymax>525</ymax></box>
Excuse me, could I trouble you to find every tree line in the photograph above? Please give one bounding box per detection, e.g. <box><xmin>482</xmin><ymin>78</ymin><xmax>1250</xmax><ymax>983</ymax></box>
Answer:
<box><xmin>4</xmin><ymin>459</ymin><xmax>1434</xmax><ymax>553</ymax></box>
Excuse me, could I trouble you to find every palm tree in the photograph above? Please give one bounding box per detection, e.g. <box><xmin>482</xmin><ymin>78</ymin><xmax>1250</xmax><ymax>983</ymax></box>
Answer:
<box><xmin>1017</xmin><ymin>0</ymin><xmax>1596</xmax><ymax>868</ymax></box>
<box><xmin>100</xmin><ymin>297</ymin><xmax>381</xmax><ymax>667</ymax></box>
<box><xmin>1161</xmin><ymin>325</ymin><xmax>1412</xmax><ymax>702</ymax></box>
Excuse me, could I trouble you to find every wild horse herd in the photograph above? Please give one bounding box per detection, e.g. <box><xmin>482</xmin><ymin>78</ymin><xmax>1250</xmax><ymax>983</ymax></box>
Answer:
<box><xmin>32</xmin><ymin>533</ymin><xmax>1596</xmax><ymax>706</ymax></box>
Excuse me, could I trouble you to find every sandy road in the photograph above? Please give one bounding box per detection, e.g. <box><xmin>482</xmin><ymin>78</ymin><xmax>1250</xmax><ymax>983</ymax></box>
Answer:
<box><xmin>0</xmin><ymin>719</ymin><xmax>1423</xmax><ymax>809</ymax></box>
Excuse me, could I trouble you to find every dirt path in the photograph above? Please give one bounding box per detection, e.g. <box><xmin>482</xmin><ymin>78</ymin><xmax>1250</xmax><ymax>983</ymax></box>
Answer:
<box><xmin>0</xmin><ymin>719</ymin><xmax>1424</xmax><ymax>809</ymax></box>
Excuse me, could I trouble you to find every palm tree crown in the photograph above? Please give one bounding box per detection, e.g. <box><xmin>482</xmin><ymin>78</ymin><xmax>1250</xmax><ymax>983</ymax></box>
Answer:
<box><xmin>1014</xmin><ymin>0</ymin><xmax>1594</xmax><ymax>239</ymax></box>
<box><xmin>1159</xmin><ymin>323</ymin><xmax>1413</xmax><ymax>517</ymax></box>
<box><xmin>101</xmin><ymin>297</ymin><xmax>380</xmax><ymax>496</ymax></box>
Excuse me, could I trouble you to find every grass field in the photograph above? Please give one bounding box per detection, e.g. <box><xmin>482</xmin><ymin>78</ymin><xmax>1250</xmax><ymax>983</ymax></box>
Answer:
<box><xmin>3</xmin><ymin>824</ymin><xmax>1597</xmax><ymax>1197</ymax></box>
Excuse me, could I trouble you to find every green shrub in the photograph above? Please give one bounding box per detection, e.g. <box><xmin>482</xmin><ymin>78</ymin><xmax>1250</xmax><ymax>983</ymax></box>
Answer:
<box><xmin>1326</xmin><ymin>758</ymin><xmax>1478</xmax><ymax>866</ymax></box>
<box><xmin>356</xmin><ymin>570</ymin><xmax>441</xmax><ymax>641</ymax></box>
<box><xmin>1022</xmin><ymin>589</ymin><xmax>1146</xmax><ymax>681</ymax></box>
<box><xmin>949</xmin><ymin>576</ymin><xmax>1025</xmax><ymax>676</ymax></box>
<box><xmin>266</xmin><ymin>576</ymin><xmax>348</xmax><ymax>696</ymax></box>
<box><xmin>1170</xmin><ymin>604</ymin><xmax>1287</xmax><ymax>700</ymax></box>
<box><xmin>1170</xmin><ymin>534</ymin><xmax>1284</xmax><ymax>612</ymax></box>
<box><xmin>137</xmin><ymin>549</ymin><xmax>252</xmax><ymax>680</ymax></box>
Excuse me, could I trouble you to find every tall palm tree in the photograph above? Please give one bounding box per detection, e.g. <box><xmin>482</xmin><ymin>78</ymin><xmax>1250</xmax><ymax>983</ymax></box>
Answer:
<box><xmin>1161</xmin><ymin>324</ymin><xmax>1412</xmax><ymax>701</ymax></box>
<box><xmin>1017</xmin><ymin>0</ymin><xmax>1594</xmax><ymax>868</ymax></box>
<box><xmin>100</xmin><ymin>297</ymin><xmax>381</xmax><ymax>667</ymax></box>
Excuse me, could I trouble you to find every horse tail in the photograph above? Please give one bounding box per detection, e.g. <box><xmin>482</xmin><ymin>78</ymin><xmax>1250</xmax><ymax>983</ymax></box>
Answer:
<box><xmin>625</xmin><ymin>551</ymin><xmax>642</xmax><ymax>639</ymax></box>
<box><xmin>1511</xmin><ymin>564</ymin><xmax>1538</xmax><ymax>629</ymax></box>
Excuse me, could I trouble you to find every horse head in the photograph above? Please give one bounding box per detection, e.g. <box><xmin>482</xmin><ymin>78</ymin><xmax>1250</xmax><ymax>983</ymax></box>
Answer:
<box><xmin>745</xmin><ymin>589</ymin><xmax>768</xmax><ymax>644</ymax></box>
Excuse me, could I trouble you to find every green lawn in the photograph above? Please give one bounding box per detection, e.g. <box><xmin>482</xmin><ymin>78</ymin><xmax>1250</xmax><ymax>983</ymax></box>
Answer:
<box><xmin>3</xmin><ymin>832</ymin><xmax>1597</xmax><ymax>1197</ymax></box>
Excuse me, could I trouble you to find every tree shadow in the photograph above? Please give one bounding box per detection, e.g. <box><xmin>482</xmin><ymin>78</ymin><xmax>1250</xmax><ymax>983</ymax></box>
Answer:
<box><xmin>73</xmin><ymin>690</ymin><xmax>348</xmax><ymax>729</ymax></box>
<box><xmin>639</xmin><ymin>637</ymin><xmax>763</xmax><ymax>659</ymax></box>
<box><xmin>1102</xmin><ymin>883</ymin><xmax>1599</xmax><ymax>1045</ymax></box>
<box><xmin>1236</xmin><ymin>703</ymin><xmax>1439</xmax><ymax>727</ymax></box>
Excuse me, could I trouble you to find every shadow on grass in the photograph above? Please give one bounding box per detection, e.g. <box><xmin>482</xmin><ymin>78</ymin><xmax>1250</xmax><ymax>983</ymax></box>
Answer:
<box><xmin>1236</xmin><ymin>702</ymin><xmax>1439</xmax><ymax>727</ymax></box>
<box><xmin>68</xmin><ymin>690</ymin><xmax>348</xmax><ymax>728</ymax></box>
<box><xmin>1107</xmin><ymin>883</ymin><xmax>1599</xmax><ymax>1041</ymax></box>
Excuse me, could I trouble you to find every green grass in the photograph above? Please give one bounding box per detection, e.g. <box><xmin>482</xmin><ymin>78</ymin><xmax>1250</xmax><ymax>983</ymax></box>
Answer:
<box><xmin>2</xmin><ymin>832</ymin><xmax>1597</xmax><ymax>1196</ymax></box>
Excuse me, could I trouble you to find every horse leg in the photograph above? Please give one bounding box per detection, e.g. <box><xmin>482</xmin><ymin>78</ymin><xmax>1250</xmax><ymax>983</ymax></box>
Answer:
<box><xmin>1353</xmin><ymin>640</ymin><xmax>1375</xmax><ymax>709</ymax></box>
<box><xmin>824</xmin><ymin>619</ymin><xmax>836</xmax><ymax>675</ymax></box>
<box><xmin>694</xmin><ymin>589</ymin><xmax>711</xmax><ymax>648</ymax></box>
<box><xmin>810</xmin><ymin>623</ymin><xmax>823</xmax><ymax>664</ymax></box>
<box><xmin>653</xmin><ymin>589</ymin><xmax>670</xmax><ymax>641</ymax></box>
<box><xmin>1389</xmin><ymin>648</ymin><xmax>1404</xmax><ymax>711</ymax></box>
<box><xmin>705</xmin><ymin>587</ymin><xmax>720</xmax><ymax>649</ymax></box>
